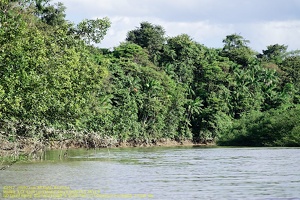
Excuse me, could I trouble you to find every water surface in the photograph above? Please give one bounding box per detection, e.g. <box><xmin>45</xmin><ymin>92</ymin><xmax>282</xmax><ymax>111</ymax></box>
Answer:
<box><xmin>1</xmin><ymin>146</ymin><xmax>300</xmax><ymax>199</ymax></box>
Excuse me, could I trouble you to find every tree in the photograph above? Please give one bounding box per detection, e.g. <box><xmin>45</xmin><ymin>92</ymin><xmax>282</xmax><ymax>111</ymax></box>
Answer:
<box><xmin>218</xmin><ymin>105</ymin><xmax>300</xmax><ymax>147</ymax></box>
<box><xmin>26</xmin><ymin>0</ymin><xmax>66</xmax><ymax>26</ymax></box>
<box><xmin>282</xmin><ymin>56</ymin><xmax>300</xmax><ymax>87</ymax></box>
<box><xmin>258</xmin><ymin>44</ymin><xmax>288</xmax><ymax>65</ymax></box>
<box><xmin>222</xmin><ymin>34</ymin><xmax>255</xmax><ymax>67</ymax></box>
<box><xmin>223</xmin><ymin>34</ymin><xmax>250</xmax><ymax>50</ymax></box>
<box><xmin>113</xmin><ymin>42</ymin><xmax>150</xmax><ymax>66</ymax></box>
<box><xmin>39</xmin><ymin>2</ymin><xmax>66</xmax><ymax>26</ymax></box>
<box><xmin>109</xmin><ymin>43</ymin><xmax>188</xmax><ymax>141</ymax></box>
<box><xmin>0</xmin><ymin>0</ymin><xmax>110</xmax><ymax>134</ymax></box>
<box><xmin>75</xmin><ymin>17</ymin><xmax>111</xmax><ymax>44</ymax></box>
<box><xmin>159</xmin><ymin>34</ymin><xmax>203</xmax><ymax>85</ymax></box>
<box><xmin>126</xmin><ymin>22</ymin><xmax>165</xmax><ymax>63</ymax></box>
<box><xmin>281</xmin><ymin>56</ymin><xmax>300</xmax><ymax>104</ymax></box>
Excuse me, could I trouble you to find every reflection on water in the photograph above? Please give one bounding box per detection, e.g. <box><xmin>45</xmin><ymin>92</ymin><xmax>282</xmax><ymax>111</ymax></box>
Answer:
<box><xmin>1</xmin><ymin>147</ymin><xmax>300</xmax><ymax>199</ymax></box>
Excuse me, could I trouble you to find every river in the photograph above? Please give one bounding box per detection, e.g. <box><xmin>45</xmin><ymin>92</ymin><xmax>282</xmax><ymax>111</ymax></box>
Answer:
<box><xmin>1</xmin><ymin>146</ymin><xmax>300</xmax><ymax>199</ymax></box>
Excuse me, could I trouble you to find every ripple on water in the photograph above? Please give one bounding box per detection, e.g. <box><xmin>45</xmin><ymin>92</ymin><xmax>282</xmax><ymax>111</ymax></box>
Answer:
<box><xmin>1</xmin><ymin>147</ymin><xmax>300</xmax><ymax>200</ymax></box>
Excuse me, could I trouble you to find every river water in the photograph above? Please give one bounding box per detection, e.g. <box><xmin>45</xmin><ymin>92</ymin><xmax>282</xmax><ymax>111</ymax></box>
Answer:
<box><xmin>1</xmin><ymin>146</ymin><xmax>300</xmax><ymax>200</ymax></box>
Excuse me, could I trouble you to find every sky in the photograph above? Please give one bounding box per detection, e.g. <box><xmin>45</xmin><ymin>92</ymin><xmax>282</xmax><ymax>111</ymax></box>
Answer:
<box><xmin>56</xmin><ymin>0</ymin><xmax>300</xmax><ymax>52</ymax></box>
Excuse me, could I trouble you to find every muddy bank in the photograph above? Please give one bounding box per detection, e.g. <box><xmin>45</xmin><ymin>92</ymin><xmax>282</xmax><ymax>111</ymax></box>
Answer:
<box><xmin>0</xmin><ymin>133</ymin><xmax>214</xmax><ymax>170</ymax></box>
<box><xmin>1</xmin><ymin>135</ymin><xmax>210</xmax><ymax>157</ymax></box>
<box><xmin>0</xmin><ymin>133</ymin><xmax>115</xmax><ymax>159</ymax></box>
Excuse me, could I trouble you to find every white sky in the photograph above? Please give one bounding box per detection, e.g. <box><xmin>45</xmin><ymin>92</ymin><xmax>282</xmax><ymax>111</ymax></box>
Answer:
<box><xmin>56</xmin><ymin>0</ymin><xmax>300</xmax><ymax>52</ymax></box>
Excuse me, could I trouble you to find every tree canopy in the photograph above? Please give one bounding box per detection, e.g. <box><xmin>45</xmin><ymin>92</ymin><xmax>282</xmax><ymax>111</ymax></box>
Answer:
<box><xmin>1</xmin><ymin>0</ymin><xmax>299</xmax><ymax>147</ymax></box>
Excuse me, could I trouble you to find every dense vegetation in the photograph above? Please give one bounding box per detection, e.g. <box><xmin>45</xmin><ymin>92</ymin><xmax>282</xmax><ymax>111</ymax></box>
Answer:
<box><xmin>1</xmin><ymin>0</ymin><xmax>299</xmax><ymax>147</ymax></box>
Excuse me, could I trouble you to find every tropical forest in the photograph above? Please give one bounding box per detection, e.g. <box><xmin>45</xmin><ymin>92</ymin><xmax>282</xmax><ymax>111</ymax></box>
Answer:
<box><xmin>1</xmin><ymin>0</ymin><xmax>300</xmax><ymax>158</ymax></box>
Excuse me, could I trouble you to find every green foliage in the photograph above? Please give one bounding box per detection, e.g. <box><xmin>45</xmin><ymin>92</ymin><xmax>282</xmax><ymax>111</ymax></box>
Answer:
<box><xmin>258</xmin><ymin>44</ymin><xmax>288</xmax><ymax>65</ymax></box>
<box><xmin>1</xmin><ymin>1</ymin><xmax>299</xmax><ymax>147</ymax></box>
<box><xmin>126</xmin><ymin>22</ymin><xmax>165</xmax><ymax>63</ymax></box>
<box><xmin>222</xmin><ymin>34</ymin><xmax>256</xmax><ymax>67</ymax></box>
<box><xmin>218</xmin><ymin>105</ymin><xmax>300</xmax><ymax>146</ymax></box>
<box><xmin>37</xmin><ymin>1</ymin><xmax>66</xmax><ymax>26</ymax></box>
<box><xmin>160</xmin><ymin>34</ymin><xmax>203</xmax><ymax>84</ymax></box>
<box><xmin>113</xmin><ymin>42</ymin><xmax>150</xmax><ymax>65</ymax></box>
<box><xmin>76</xmin><ymin>17</ymin><xmax>111</xmax><ymax>44</ymax></box>
<box><xmin>107</xmin><ymin>43</ymin><xmax>188</xmax><ymax>141</ymax></box>
<box><xmin>0</xmin><ymin>0</ymin><xmax>109</xmax><ymax>133</ymax></box>
<box><xmin>282</xmin><ymin>56</ymin><xmax>300</xmax><ymax>88</ymax></box>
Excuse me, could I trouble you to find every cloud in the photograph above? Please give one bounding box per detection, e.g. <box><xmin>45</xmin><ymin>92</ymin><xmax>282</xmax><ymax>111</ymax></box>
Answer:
<box><xmin>101</xmin><ymin>17</ymin><xmax>300</xmax><ymax>52</ymax></box>
<box><xmin>60</xmin><ymin>0</ymin><xmax>300</xmax><ymax>23</ymax></box>
<box><xmin>99</xmin><ymin>16</ymin><xmax>235</xmax><ymax>50</ymax></box>
<box><xmin>246</xmin><ymin>20</ymin><xmax>300</xmax><ymax>52</ymax></box>
<box><xmin>57</xmin><ymin>0</ymin><xmax>300</xmax><ymax>51</ymax></box>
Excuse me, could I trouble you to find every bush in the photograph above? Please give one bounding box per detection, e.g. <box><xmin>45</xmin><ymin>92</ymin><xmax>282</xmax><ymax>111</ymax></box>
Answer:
<box><xmin>218</xmin><ymin>105</ymin><xmax>300</xmax><ymax>146</ymax></box>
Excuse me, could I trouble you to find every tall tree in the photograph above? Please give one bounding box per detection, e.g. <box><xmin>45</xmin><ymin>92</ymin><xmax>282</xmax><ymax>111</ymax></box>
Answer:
<box><xmin>126</xmin><ymin>22</ymin><xmax>165</xmax><ymax>63</ymax></box>
<box><xmin>258</xmin><ymin>44</ymin><xmax>288</xmax><ymax>65</ymax></box>
<box><xmin>75</xmin><ymin>17</ymin><xmax>111</xmax><ymax>44</ymax></box>
<box><xmin>282</xmin><ymin>56</ymin><xmax>300</xmax><ymax>87</ymax></box>
<box><xmin>159</xmin><ymin>34</ymin><xmax>203</xmax><ymax>85</ymax></box>
<box><xmin>222</xmin><ymin>34</ymin><xmax>255</xmax><ymax>67</ymax></box>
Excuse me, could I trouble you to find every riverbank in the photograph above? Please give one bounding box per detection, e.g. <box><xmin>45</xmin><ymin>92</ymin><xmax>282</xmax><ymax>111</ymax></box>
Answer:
<box><xmin>0</xmin><ymin>133</ymin><xmax>213</xmax><ymax>169</ymax></box>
